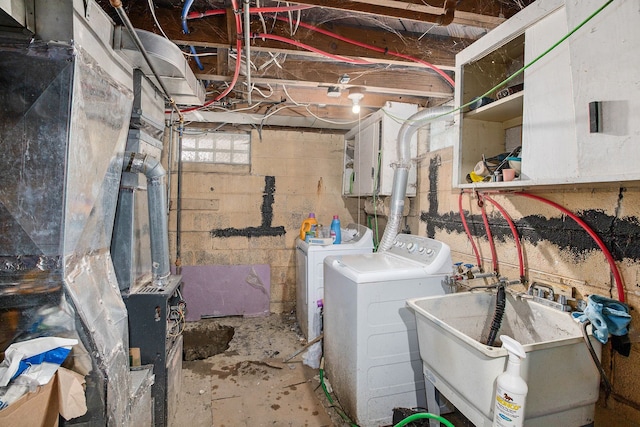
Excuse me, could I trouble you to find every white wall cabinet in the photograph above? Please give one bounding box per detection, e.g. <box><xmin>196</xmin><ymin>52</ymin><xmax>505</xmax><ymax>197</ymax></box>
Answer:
<box><xmin>344</xmin><ymin>102</ymin><xmax>418</xmax><ymax>197</ymax></box>
<box><xmin>453</xmin><ymin>0</ymin><xmax>640</xmax><ymax>188</ymax></box>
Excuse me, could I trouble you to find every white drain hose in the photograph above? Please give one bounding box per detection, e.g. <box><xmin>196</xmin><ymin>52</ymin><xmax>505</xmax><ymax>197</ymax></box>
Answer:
<box><xmin>378</xmin><ymin>106</ymin><xmax>453</xmax><ymax>251</ymax></box>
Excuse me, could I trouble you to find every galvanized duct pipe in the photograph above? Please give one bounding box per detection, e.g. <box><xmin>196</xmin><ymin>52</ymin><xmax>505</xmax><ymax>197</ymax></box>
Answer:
<box><xmin>110</xmin><ymin>0</ymin><xmax>183</xmax><ymax>120</ymax></box>
<box><xmin>378</xmin><ymin>106</ymin><xmax>453</xmax><ymax>252</ymax></box>
<box><xmin>124</xmin><ymin>152</ymin><xmax>171</xmax><ymax>286</ymax></box>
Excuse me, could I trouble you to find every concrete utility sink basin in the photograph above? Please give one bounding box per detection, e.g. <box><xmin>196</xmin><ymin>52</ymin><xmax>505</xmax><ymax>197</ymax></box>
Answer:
<box><xmin>407</xmin><ymin>291</ymin><xmax>601</xmax><ymax>427</ymax></box>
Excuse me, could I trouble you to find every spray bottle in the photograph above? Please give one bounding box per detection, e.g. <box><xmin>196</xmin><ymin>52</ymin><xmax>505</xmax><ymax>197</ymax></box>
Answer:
<box><xmin>493</xmin><ymin>335</ymin><xmax>528</xmax><ymax>427</ymax></box>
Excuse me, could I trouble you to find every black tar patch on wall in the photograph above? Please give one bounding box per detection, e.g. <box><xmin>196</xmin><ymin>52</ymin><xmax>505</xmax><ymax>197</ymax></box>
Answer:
<box><xmin>420</xmin><ymin>157</ymin><xmax>640</xmax><ymax>262</ymax></box>
<box><xmin>210</xmin><ymin>176</ymin><xmax>286</xmax><ymax>238</ymax></box>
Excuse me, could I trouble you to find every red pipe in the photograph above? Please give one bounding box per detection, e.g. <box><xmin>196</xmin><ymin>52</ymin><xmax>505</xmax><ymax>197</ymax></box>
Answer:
<box><xmin>186</xmin><ymin>9</ymin><xmax>226</xmax><ymax>20</ymax></box>
<box><xmin>514</xmin><ymin>192</ymin><xmax>625</xmax><ymax>303</ymax></box>
<box><xmin>458</xmin><ymin>192</ymin><xmax>483</xmax><ymax>270</ymax></box>
<box><xmin>180</xmin><ymin>0</ymin><xmax>243</xmax><ymax>114</ymax></box>
<box><xmin>182</xmin><ymin>9</ymin><xmax>455</xmax><ymax>87</ymax></box>
<box><xmin>252</xmin><ymin>33</ymin><xmax>371</xmax><ymax>65</ymax></box>
<box><xmin>478</xmin><ymin>194</ymin><xmax>499</xmax><ymax>274</ymax></box>
<box><xmin>276</xmin><ymin>17</ymin><xmax>455</xmax><ymax>88</ymax></box>
<box><xmin>482</xmin><ymin>195</ymin><xmax>525</xmax><ymax>280</ymax></box>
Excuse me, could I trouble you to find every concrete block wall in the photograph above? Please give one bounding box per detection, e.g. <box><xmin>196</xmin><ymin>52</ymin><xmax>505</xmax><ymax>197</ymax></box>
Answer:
<box><xmin>415</xmin><ymin>145</ymin><xmax>640</xmax><ymax>424</ymax></box>
<box><xmin>165</xmin><ymin>121</ymin><xmax>640</xmax><ymax>420</ymax></box>
<box><xmin>168</xmin><ymin>128</ymin><xmax>362</xmax><ymax>314</ymax></box>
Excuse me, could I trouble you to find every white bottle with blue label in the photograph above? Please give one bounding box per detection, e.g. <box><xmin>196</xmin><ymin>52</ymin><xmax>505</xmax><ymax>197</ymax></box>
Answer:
<box><xmin>493</xmin><ymin>335</ymin><xmax>528</xmax><ymax>427</ymax></box>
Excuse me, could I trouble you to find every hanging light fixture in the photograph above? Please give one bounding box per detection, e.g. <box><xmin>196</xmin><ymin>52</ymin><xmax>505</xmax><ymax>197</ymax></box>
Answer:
<box><xmin>347</xmin><ymin>87</ymin><xmax>364</xmax><ymax>114</ymax></box>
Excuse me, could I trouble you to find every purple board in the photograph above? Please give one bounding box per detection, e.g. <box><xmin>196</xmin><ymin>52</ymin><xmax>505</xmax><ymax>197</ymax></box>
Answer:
<box><xmin>179</xmin><ymin>265</ymin><xmax>271</xmax><ymax>320</ymax></box>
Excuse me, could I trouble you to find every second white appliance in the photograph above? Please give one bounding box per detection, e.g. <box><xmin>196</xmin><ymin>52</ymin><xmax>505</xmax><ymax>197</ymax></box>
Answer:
<box><xmin>295</xmin><ymin>223</ymin><xmax>374</xmax><ymax>341</ymax></box>
<box><xmin>323</xmin><ymin>234</ymin><xmax>452</xmax><ymax>427</ymax></box>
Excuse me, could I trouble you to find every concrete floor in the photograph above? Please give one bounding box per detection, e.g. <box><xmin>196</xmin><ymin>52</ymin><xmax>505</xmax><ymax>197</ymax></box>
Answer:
<box><xmin>170</xmin><ymin>313</ymin><xmax>636</xmax><ymax>427</ymax></box>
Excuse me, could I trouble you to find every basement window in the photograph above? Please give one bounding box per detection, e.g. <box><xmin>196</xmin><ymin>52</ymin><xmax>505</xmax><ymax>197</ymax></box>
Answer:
<box><xmin>181</xmin><ymin>132</ymin><xmax>250</xmax><ymax>165</ymax></box>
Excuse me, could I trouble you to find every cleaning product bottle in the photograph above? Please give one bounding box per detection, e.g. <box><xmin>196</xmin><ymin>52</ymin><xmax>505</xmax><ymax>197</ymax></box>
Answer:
<box><xmin>300</xmin><ymin>213</ymin><xmax>318</xmax><ymax>240</ymax></box>
<box><xmin>330</xmin><ymin>215</ymin><xmax>341</xmax><ymax>244</ymax></box>
<box><xmin>493</xmin><ymin>335</ymin><xmax>528</xmax><ymax>427</ymax></box>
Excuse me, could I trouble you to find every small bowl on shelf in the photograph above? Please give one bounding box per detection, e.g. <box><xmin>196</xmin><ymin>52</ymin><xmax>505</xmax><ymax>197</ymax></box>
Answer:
<box><xmin>507</xmin><ymin>157</ymin><xmax>521</xmax><ymax>176</ymax></box>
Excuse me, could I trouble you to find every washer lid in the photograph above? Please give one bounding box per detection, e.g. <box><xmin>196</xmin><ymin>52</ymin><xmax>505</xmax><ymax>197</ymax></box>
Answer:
<box><xmin>325</xmin><ymin>253</ymin><xmax>435</xmax><ymax>282</ymax></box>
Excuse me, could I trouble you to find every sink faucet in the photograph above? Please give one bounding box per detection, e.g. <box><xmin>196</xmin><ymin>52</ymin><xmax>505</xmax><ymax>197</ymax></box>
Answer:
<box><xmin>528</xmin><ymin>282</ymin><xmax>555</xmax><ymax>300</ymax></box>
<box><xmin>527</xmin><ymin>282</ymin><xmax>574</xmax><ymax>312</ymax></box>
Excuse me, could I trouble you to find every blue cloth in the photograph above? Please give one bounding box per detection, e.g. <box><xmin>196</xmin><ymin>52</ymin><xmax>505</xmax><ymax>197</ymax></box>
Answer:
<box><xmin>572</xmin><ymin>294</ymin><xmax>631</xmax><ymax>344</ymax></box>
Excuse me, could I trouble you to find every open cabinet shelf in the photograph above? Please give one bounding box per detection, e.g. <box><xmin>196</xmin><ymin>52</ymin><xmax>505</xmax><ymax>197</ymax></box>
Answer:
<box><xmin>454</xmin><ymin>0</ymin><xmax>640</xmax><ymax>188</ymax></box>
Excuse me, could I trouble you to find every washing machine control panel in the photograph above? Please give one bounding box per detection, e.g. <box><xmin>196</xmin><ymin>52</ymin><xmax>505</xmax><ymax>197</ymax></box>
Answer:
<box><xmin>388</xmin><ymin>234</ymin><xmax>446</xmax><ymax>265</ymax></box>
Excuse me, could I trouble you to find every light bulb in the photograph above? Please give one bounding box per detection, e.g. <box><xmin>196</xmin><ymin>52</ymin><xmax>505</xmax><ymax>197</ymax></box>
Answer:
<box><xmin>347</xmin><ymin>87</ymin><xmax>364</xmax><ymax>114</ymax></box>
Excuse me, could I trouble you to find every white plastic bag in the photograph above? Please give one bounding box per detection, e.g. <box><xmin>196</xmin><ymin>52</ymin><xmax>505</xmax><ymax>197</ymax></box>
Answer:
<box><xmin>0</xmin><ymin>337</ymin><xmax>78</xmax><ymax>387</ymax></box>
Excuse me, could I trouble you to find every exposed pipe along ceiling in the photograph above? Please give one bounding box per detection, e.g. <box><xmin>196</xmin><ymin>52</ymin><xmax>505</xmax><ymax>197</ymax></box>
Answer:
<box><xmin>0</xmin><ymin>0</ymin><xmax>637</xmax><ymax>426</ymax></box>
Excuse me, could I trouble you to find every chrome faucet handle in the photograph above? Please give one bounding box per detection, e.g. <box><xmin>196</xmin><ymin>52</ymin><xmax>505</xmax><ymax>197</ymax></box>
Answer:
<box><xmin>529</xmin><ymin>282</ymin><xmax>556</xmax><ymax>301</ymax></box>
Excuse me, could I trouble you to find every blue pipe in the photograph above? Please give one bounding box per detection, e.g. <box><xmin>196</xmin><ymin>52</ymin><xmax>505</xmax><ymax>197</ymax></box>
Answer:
<box><xmin>182</xmin><ymin>0</ymin><xmax>205</xmax><ymax>70</ymax></box>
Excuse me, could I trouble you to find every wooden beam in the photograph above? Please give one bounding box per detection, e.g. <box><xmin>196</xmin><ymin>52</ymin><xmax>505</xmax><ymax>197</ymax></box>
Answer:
<box><xmin>195</xmin><ymin>57</ymin><xmax>453</xmax><ymax>98</ymax></box>
<box><xmin>285</xmin><ymin>0</ymin><xmax>505</xmax><ymax>29</ymax></box>
<box><xmin>186</xmin><ymin>71</ymin><xmax>440</xmax><ymax>106</ymax></box>
<box><xmin>254</xmin><ymin>85</ymin><xmax>434</xmax><ymax>107</ymax></box>
<box><xmin>129</xmin><ymin>9</ymin><xmax>465</xmax><ymax>69</ymax></box>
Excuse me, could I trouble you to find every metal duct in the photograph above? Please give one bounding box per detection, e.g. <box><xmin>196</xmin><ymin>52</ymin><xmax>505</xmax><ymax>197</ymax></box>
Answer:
<box><xmin>0</xmin><ymin>1</ymin><xmax>33</xmax><ymax>41</ymax></box>
<box><xmin>113</xmin><ymin>27</ymin><xmax>206</xmax><ymax>106</ymax></box>
<box><xmin>378</xmin><ymin>106</ymin><xmax>453</xmax><ymax>251</ymax></box>
<box><xmin>0</xmin><ymin>1</ymin><xmax>146</xmax><ymax>423</ymax></box>
<box><xmin>123</xmin><ymin>152</ymin><xmax>171</xmax><ymax>287</ymax></box>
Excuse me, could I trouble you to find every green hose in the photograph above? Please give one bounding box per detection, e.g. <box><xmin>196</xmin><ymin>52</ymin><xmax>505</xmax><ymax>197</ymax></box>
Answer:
<box><xmin>320</xmin><ymin>365</ymin><xmax>454</xmax><ymax>427</ymax></box>
<box><xmin>393</xmin><ymin>412</ymin><xmax>455</xmax><ymax>427</ymax></box>
<box><xmin>319</xmin><ymin>367</ymin><xmax>358</xmax><ymax>427</ymax></box>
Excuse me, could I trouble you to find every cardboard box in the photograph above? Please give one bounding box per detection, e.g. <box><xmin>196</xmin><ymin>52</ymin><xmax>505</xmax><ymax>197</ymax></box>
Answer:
<box><xmin>0</xmin><ymin>374</ymin><xmax>60</xmax><ymax>427</ymax></box>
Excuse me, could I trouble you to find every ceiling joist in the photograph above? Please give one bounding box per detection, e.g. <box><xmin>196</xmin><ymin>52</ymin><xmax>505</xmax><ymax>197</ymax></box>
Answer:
<box><xmin>103</xmin><ymin>0</ymin><xmax>532</xmax><ymax>126</ymax></box>
<box><xmin>287</xmin><ymin>0</ymin><xmax>506</xmax><ymax>29</ymax></box>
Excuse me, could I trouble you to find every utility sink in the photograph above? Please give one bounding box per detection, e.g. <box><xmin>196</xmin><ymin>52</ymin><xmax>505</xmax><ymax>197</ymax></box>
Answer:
<box><xmin>407</xmin><ymin>291</ymin><xmax>601</xmax><ymax>427</ymax></box>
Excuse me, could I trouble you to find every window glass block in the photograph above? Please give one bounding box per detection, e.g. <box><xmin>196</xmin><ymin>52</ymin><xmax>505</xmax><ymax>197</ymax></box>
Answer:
<box><xmin>182</xmin><ymin>138</ymin><xmax>196</xmax><ymax>149</ymax></box>
<box><xmin>216</xmin><ymin>137</ymin><xmax>231</xmax><ymax>150</ymax></box>
<box><xmin>199</xmin><ymin>138</ymin><xmax>214</xmax><ymax>149</ymax></box>
<box><xmin>233</xmin><ymin>153</ymin><xmax>249</xmax><ymax>164</ymax></box>
<box><xmin>234</xmin><ymin>138</ymin><xmax>250</xmax><ymax>151</ymax></box>
<box><xmin>182</xmin><ymin>150</ymin><xmax>196</xmax><ymax>161</ymax></box>
<box><xmin>181</xmin><ymin>132</ymin><xmax>250</xmax><ymax>165</ymax></box>
<box><xmin>197</xmin><ymin>152</ymin><xmax>214</xmax><ymax>162</ymax></box>
<box><xmin>215</xmin><ymin>152</ymin><xmax>231</xmax><ymax>163</ymax></box>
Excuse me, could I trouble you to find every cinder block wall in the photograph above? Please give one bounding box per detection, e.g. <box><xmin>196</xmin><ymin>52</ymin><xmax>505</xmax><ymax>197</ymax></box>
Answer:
<box><xmin>166</xmin><ymin>122</ymin><xmax>640</xmax><ymax>420</ymax></box>
<box><xmin>168</xmin><ymin>128</ymin><xmax>362</xmax><ymax>314</ymax></box>
<box><xmin>415</xmin><ymin>144</ymin><xmax>640</xmax><ymax>424</ymax></box>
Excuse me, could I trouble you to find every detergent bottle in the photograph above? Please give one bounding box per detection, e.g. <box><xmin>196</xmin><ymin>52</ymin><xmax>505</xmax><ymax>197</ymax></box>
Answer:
<box><xmin>493</xmin><ymin>335</ymin><xmax>528</xmax><ymax>427</ymax></box>
<box><xmin>330</xmin><ymin>215</ymin><xmax>341</xmax><ymax>244</ymax></box>
<box><xmin>299</xmin><ymin>213</ymin><xmax>318</xmax><ymax>240</ymax></box>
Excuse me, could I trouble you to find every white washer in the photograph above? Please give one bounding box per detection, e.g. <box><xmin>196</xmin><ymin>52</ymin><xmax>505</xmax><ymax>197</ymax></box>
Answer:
<box><xmin>323</xmin><ymin>234</ymin><xmax>452</xmax><ymax>427</ymax></box>
<box><xmin>295</xmin><ymin>223</ymin><xmax>374</xmax><ymax>341</ymax></box>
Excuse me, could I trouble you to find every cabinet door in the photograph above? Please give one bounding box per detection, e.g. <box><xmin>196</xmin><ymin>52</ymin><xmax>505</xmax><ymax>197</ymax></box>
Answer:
<box><xmin>522</xmin><ymin>6</ymin><xmax>577</xmax><ymax>182</ymax></box>
<box><xmin>566</xmin><ymin>0</ymin><xmax>640</xmax><ymax>182</ymax></box>
<box><xmin>352</xmin><ymin>120</ymin><xmax>381</xmax><ymax>196</ymax></box>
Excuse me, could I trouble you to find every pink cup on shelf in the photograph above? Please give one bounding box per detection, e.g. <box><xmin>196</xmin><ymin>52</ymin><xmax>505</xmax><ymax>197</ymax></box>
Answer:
<box><xmin>502</xmin><ymin>168</ymin><xmax>516</xmax><ymax>181</ymax></box>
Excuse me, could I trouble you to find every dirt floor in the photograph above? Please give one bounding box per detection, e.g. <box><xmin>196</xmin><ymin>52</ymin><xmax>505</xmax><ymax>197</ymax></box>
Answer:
<box><xmin>169</xmin><ymin>312</ymin><xmax>633</xmax><ymax>427</ymax></box>
<box><xmin>170</xmin><ymin>312</ymin><xmax>352</xmax><ymax>427</ymax></box>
